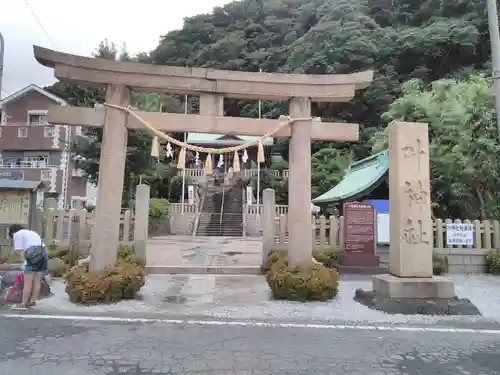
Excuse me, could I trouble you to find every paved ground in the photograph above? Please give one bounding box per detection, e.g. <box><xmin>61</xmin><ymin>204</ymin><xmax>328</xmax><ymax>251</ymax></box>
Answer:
<box><xmin>146</xmin><ymin>236</ymin><xmax>262</xmax><ymax>268</ymax></box>
<box><xmin>1</xmin><ymin>315</ymin><xmax>500</xmax><ymax>375</ymax></box>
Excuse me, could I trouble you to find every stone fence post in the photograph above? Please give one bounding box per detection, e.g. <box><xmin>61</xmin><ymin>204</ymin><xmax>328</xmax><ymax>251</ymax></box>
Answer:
<box><xmin>133</xmin><ymin>184</ymin><xmax>150</xmax><ymax>262</ymax></box>
<box><xmin>261</xmin><ymin>188</ymin><xmax>276</xmax><ymax>265</ymax></box>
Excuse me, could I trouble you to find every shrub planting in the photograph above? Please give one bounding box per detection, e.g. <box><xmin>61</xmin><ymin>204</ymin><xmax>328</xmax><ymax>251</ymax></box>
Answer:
<box><xmin>486</xmin><ymin>249</ymin><xmax>500</xmax><ymax>274</ymax></box>
<box><xmin>64</xmin><ymin>256</ymin><xmax>145</xmax><ymax>304</ymax></box>
<box><xmin>262</xmin><ymin>250</ymin><xmax>339</xmax><ymax>301</ymax></box>
<box><xmin>432</xmin><ymin>253</ymin><xmax>448</xmax><ymax>275</ymax></box>
<box><xmin>48</xmin><ymin>257</ymin><xmax>69</xmax><ymax>277</ymax></box>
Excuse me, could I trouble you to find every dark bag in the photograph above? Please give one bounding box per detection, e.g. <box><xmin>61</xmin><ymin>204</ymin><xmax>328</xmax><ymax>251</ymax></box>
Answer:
<box><xmin>25</xmin><ymin>245</ymin><xmax>45</xmax><ymax>266</ymax></box>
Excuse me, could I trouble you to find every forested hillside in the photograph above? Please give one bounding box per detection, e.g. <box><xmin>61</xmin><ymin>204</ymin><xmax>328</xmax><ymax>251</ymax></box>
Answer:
<box><xmin>47</xmin><ymin>0</ymin><xmax>500</xmax><ymax>218</ymax></box>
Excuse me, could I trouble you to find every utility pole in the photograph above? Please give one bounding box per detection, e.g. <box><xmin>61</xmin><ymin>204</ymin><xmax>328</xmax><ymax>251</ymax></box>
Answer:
<box><xmin>0</xmin><ymin>32</ymin><xmax>4</xmax><ymax>101</ymax></box>
<box><xmin>487</xmin><ymin>0</ymin><xmax>500</xmax><ymax>140</ymax></box>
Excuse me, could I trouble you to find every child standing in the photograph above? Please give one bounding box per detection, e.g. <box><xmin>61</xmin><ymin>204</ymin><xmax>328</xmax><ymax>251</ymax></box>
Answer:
<box><xmin>8</xmin><ymin>224</ymin><xmax>48</xmax><ymax>310</ymax></box>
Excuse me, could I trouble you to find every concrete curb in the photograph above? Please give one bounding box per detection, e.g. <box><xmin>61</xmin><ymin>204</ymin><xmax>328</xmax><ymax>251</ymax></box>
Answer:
<box><xmin>145</xmin><ymin>265</ymin><xmax>262</xmax><ymax>275</ymax></box>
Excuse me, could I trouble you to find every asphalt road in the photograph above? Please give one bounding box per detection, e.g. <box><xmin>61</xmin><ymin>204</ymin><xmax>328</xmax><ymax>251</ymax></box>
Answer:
<box><xmin>1</xmin><ymin>315</ymin><xmax>500</xmax><ymax>375</ymax></box>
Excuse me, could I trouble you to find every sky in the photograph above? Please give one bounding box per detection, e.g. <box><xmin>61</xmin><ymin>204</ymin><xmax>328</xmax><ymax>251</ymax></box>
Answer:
<box><xmin>0</xmin><ymin>0</ymin><xmax>231</xmax><ymax>98</ymax></box>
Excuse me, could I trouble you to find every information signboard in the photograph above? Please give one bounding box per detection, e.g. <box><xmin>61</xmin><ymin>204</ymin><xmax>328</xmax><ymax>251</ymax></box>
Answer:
<box><xmin>343</xmin><ymin>202</ymin><xmax>376</xmax><ymax>254</ymax></box>
<box><xmin>446</xmin><ymin>223</ymin><xmax>474</xmax><ymax>246</ymax></box>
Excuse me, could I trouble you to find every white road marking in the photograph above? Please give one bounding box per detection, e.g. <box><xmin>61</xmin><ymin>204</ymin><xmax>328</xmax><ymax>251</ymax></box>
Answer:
<box><xmin>1</xmin><ymin>313</ymin><xmax>499</xmax><ymax>334</ymax></box>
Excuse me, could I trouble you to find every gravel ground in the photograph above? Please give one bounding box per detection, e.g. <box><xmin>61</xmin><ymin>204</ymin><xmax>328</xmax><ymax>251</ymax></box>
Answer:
<box><xmin>7</xmin><ymin>273</ymin><xmax>500</xmax><ymax>329</ymax></box>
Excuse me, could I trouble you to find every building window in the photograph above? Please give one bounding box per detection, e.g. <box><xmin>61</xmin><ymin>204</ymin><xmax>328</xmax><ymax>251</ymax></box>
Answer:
<box><xmin>41</xmin><ymin>169</ymin><xmax>51</xmax><ymax>182</ymax></box>
<box><xmin>28</xmin><ymin>113</ymin><xmax>47</xmax><ymax>125</ymax></box>
<box><xmin>18</xmin><ymin>127</ymin><xmax>28</xmax><ymax>138</ymax></box>
<box><xmin>44</xmin><ymin>126</ymin><xmax>54</xmax><ymax>138</ymax></box>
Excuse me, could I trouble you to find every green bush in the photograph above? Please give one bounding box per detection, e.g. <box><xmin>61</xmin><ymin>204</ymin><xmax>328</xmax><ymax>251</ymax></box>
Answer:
<box><xmin>48</xmin><ymin>257</ymin><xmax>69</xmax><ymax>277</ymax></box>
<box><xmin>262</xmin><ymin>248</ymin><xmax>341</xmax><ymax>273</ymax></box>
<box><xmin>262</xmin><ymin>250</ymin><xmax>339</xmax><ymax>301</ymax></box>
<box><xmin>0</xmin><ymin>252</ymin><xmax>22</xmax><ymax>264</ymax></box>
<box><xmin>433</xmin><ymin>253</ymin><xmax>448</xmax><ymax>275</ymax></box>
<box><xmin>149</xmin><ymin>198</ymin><xmax>170</xmax><ymax>220</ymax></box>
<box><xmin>168</xmin><ymin>175</ymin><xmax>193</xmax><ymax>202</ymax></box>
<box><xmin>117</xmin><ymin>245</ymin><xmax>134</xmax><ymax>260</ymax></box>
<box><xmin>312</xmin><ymin>248</ymin><xmax>342</xmax><ymax>267</ymax></box>
<box><xmin>486</xmin><ymin>249</ymin><xmax>500</xmax><ymax>274</ymax></box>
<box><xmin>64</xmin><ymin>257</ymin><xmax>145</xmax><ymax>304</ymax></box>
<box><xmin>261</xmin><ymin>249</ymin><xmax>289</xmax><ymax>274</ymax></box>
<box><xmin>46</xmin><ymin>245</ymin><xmax>70</xmax><ymax>261</ymax></box>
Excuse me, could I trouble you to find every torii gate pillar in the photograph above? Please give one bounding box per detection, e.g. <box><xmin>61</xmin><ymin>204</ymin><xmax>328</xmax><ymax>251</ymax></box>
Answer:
<box><xmin>91</xmin><ymin>85</ymin><xmax>130</xmax><ymax>271</ymax></box>
<box><xmin>288</xmin><ymin>97</ymin><xmax>313</xmax><ymax>264</ymax></box>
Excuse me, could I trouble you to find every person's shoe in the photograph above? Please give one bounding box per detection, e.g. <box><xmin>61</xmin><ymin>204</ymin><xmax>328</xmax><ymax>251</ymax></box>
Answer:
<box><xmin>28</xmin><ymin>301</ymin><xmax>36</xmax><ymax>307</ymax></box>
<box><xmin>11</xmin><ymin>304</ymin><xmax>28</xmax><ymax>311</ymax></box>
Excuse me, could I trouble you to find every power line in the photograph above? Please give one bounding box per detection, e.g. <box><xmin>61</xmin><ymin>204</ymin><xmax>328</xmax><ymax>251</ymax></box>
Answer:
<box><xmin>1</xmin><ymin>88</ymin><xmax>10</xmax><ymax>97</ymax></box>
<box><xmin>23</xmin><ymin>0</ymin><xmax>56</xmax><ymax>48</ymax></box>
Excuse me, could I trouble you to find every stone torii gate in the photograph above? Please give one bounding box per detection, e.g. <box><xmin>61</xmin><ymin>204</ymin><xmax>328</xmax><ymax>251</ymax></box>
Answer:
<box><xmin>33</xmin><ymin>46</ymin><xmax>373</xmax><ymax>271</ymax></box>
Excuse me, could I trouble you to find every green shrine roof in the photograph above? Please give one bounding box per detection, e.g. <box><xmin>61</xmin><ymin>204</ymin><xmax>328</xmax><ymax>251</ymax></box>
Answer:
<box><xmin>187</xmin><ymin>133</ymin><xmax>274</xmax><ymax>145</ymax></box>
<box><xmin>312</xmin><ymin>150</ymin><xmax>388</xmax><ymax>204</ymax></box>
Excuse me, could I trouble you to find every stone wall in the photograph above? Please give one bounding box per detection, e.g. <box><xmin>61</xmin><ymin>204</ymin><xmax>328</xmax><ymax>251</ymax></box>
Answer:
<box><xmin>169</xmin><ymin>214</ymin><xmax>196</xmax><ymax>235</ymax></box>
<box><xmin>377</xmin><ymin>247</ymin><xmax>487</xmax><ymax>274</ymax></box>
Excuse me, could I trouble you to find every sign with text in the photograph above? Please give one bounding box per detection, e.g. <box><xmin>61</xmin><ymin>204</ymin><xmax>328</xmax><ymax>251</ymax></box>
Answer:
<box><xmin>343</xmin><ymin>202</ymin><xmax>376</xmax><ymax>254</ymax></box>
<box><xmin>246</xmin><ymin>186</ymin><xmax>253</xmax><ymax>205</ymax></box>
<box><xmin>187</xmin><ymin>185</ymin><xmax>195</xmax><ymax>205</ymax></box>
<box><xmin>0</xmin><ymin>171</ymin><xmax>24</xmax><ymax>180</ymax></box>
<box><xmin>446</xmin><ymin>223</ymin><xmax>474</xmax><ymax>246</ymax></box>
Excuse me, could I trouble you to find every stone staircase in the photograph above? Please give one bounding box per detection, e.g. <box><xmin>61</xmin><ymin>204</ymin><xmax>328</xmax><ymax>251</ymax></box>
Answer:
<box><xmin>220</xmin><ymin>184</ymin><xmax>243</xmax><ymax>237</ymax></box>
<box><xmin>196</xmin><ymin>183</ymin><xmax>244</xmax><ymax>237</ymax></box>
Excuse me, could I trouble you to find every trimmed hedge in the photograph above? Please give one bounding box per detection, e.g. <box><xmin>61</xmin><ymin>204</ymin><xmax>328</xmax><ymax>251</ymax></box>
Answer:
<box><xmin>262</xmin><ymin>250</ymin><xmax>339</xmax><ymax>302</ymax></box>
<box><xmin>64</xmin><ymin>255</ymin><xmax>145</xmax><ymax>304</ymax></box>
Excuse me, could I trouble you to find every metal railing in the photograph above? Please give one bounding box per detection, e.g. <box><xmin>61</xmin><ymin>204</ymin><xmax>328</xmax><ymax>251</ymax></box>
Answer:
<box><xmin>219</xmin><ymin>185</ymin><xmax>226</xmax><ymax>229</ymax></box>
<box><xmin>0</xmin><ymin>156</ymin><xmax>51</xmax><ymax>168</ymax></box>
<box><xmin>1</xmin><ymin>121</ymin><xmax>49</xmax><ymax>126</ymax></box>
<box><xmin>178</xmin><ymin>168</ymin><xmax>290</xmax><ymax>179</ymax></box>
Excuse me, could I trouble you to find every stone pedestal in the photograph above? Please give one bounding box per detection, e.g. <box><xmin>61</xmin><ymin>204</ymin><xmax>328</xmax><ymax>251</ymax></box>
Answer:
<box><xmin>372</xmin><ymin>274</ymin><xmax>455</xmax><ymax>299</ymax></box>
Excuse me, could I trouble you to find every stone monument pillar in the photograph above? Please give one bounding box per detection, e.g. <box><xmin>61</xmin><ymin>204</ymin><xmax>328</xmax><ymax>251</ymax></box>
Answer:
<box><xmin>388</xmin><ymin>121</ymin><xmax>433</xmax><ymax>277</ymax></box>
<box><xmin>261</xmin><ymin>188</ymin><xmax>276</xmax><ymax>265</ymax></box>
<box><xmin>372</xmin><ymin>121</ymin><xmax>455</xmax><ymax>299</ymax></box>
<box><xmin>133</xmin><ymin>184</ymin><xmax>150</xmax><ymax>262</ymax></box>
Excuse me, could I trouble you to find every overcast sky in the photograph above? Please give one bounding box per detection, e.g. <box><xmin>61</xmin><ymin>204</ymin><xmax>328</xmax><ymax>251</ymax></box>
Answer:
<box><xmin>0</xmin><ymin>0</ymin><xmax>231</xmax><ymax>97</ymax></box>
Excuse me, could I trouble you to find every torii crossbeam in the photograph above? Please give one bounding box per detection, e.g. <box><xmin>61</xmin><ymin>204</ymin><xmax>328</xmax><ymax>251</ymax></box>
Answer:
<box><xmin>34</xmin><ymin>45</ymin><xmax>373</xmax><ymax>270</ymax></box>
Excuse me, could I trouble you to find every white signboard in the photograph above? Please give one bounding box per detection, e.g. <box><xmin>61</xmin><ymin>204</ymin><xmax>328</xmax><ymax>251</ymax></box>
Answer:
<box><xmin>377</xmin><ymin>213</ymin><xmax>390</xmax><ymax>244</ymax></box>
<box><xmin>446</xmin><ymin>223</ymin><xmax>474</xmax><ymax>245</ymax></box>
<box><xmin>187</xmin><ymin>185</ymin><xmax>195</xmax><ymax>205</ymax></box>
<box><xmin>246</xmin><ymin>186</ymin><xmax>253</xmax><ymax>205</ymax></box>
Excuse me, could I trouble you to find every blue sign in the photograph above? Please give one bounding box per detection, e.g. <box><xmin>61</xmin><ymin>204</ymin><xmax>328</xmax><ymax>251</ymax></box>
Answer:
<box><xmin>363</xmin><ymin>199</ymin><xmax>389</xmax><ymax>213</ymax></box>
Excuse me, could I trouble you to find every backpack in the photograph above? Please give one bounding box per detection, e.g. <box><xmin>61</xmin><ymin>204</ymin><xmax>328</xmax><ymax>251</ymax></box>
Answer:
<box><xmin>25</xmin><ymin>246</ymin><xmax>45</xmax><ymax>266</ymax></box>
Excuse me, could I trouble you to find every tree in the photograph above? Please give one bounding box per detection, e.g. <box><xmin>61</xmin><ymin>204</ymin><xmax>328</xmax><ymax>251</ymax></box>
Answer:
<box><xmin>46</xmin><ymin>0</ymin><xmax>497</xmax><ymax>210</ymax></box>
<box><xmin>145</xmin><ymin>0</ymin><xmax>493</xmax><ymax>201</ymax></box>
<box><xmin>371</xmin><ymin>73</ymin><xmax>500</xmax><ymax>219</ymax></box>
<box><xmin>311</xmin><ymin>148</ymin><xmax>351</xmax><ymax>198</ymax></box>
